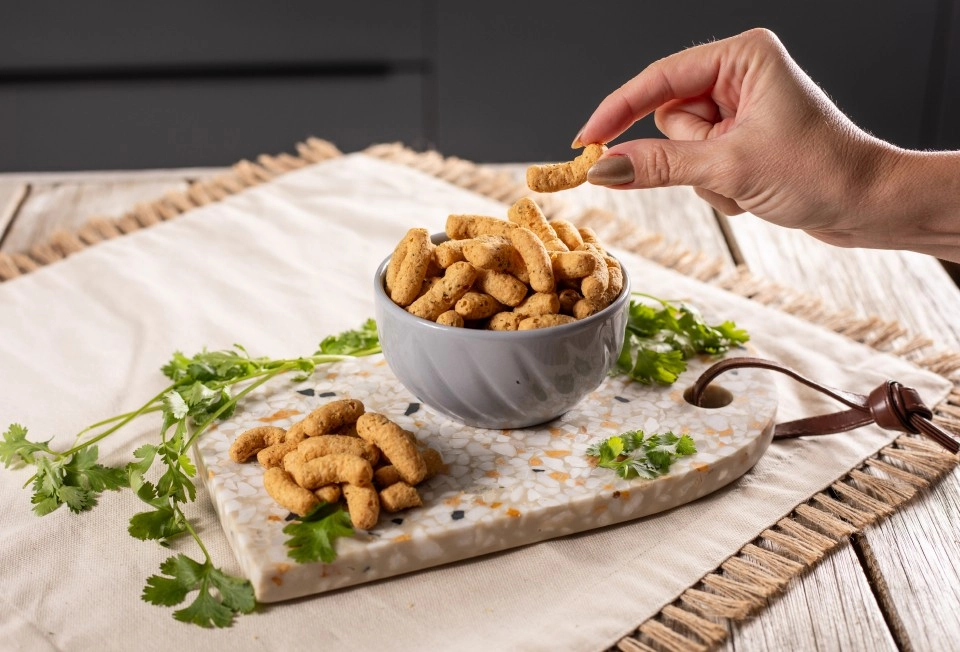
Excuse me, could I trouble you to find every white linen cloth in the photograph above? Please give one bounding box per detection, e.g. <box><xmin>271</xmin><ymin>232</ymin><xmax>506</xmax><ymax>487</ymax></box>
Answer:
<box><xmin>0</xmin><ymin>154</ymin><xmax>950</xmax><ymax>651</ymax></box>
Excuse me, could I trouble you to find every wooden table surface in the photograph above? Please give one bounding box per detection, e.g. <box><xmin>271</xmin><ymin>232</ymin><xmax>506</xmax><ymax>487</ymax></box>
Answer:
<box><xmin>1</xmin><ymin>161</ymin><xmax>958</xmax><ymax>651</ymax></box>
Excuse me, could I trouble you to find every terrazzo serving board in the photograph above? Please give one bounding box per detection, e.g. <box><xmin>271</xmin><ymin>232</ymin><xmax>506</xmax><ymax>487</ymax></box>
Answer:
<box><xmin>196</xmin><ymin>353</ymin><xmax>777</xmax><ymax>602</ymax></box>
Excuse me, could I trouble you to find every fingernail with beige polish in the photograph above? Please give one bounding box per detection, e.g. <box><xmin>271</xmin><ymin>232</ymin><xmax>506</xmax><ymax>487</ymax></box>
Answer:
<box><xmin>570</xmin><ymin>124</ymin><xmax>586</xmax><ymax>148</ymax></box>
<box><xmin>587</xmin><ymin>156</ymin><xmax>634</xmax><ymax>186</ymax></box>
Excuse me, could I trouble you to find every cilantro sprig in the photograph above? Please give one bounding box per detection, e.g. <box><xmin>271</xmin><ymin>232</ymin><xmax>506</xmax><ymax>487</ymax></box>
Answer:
<box><xmin>586</xmin><ymin>430</ymin><xmax>697</xmax><ymax>480</ymax></box>
<box><xmin>0</xmin><ymin>319</ymin><xmax>381</xmax><ymax>628</ymax></box>
<box><xmin>616</xmin><ymin>293</ymin><xmax>749</xmax><ymax>385</ymax></box>
<box><xmin>284</xmin><ymin>502</ymin><xmax>356</xmax><ymax>564</ymax></box>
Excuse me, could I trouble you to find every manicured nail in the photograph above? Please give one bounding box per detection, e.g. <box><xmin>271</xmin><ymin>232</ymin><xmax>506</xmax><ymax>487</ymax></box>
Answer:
<box><xmin>587</xmin><ymin>155</ymin><xmax>634</xmax><ymax>186</ymax></box>
<box><xmin>570</xmin><ymin>124</ymin><xmax>586</xmax><ymax>149</ymax></box>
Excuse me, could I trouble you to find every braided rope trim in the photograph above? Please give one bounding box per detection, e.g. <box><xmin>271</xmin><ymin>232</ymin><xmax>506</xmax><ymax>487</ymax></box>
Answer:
<box><xmin>2</xmin><ymin>138</ymin><xmax>958</xmax><ymax>651</ymax></box>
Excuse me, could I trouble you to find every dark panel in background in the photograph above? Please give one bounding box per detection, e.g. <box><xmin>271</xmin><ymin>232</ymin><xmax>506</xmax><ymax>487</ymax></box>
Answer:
<box><xmin>0</xmin><ymin>74</ymin><xmax>423</xmax><ymax>171</ymax></box>
<box><xmin>436</xmin><ymin>1</ymin><xmax>939</xmax><ymax>162</ymax></box>
<box><xmin>0</xmin><ymin>1</ymin><xmax>953</xmax><ymax>170</ymax></box>
<box><xmin>0</xmin><ymin>2</ymin><xmax>425</xmax><ymax>69</ymax></box>
<box><xmin>937</xmin><ymin>0</ymin><xmax>960</xmax><ymax>148</ymax></box>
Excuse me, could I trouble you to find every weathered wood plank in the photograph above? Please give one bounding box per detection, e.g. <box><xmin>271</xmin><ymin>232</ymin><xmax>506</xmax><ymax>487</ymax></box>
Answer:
<box><xmin>1</xmin><ymin>178</ymin><xmax>190</xmax><ymax>255</ymax></box>
<box><xmin>726</xmin><ymin>211</ymin><xmax>960</xmax><ymax>651</ymax></box>
<box><xmin>720</xmin><ymin>543</ymin><xmax>898</xmax><ymax>652</ymax></box>
<box><xmin>856</xmin><ymin>469</ymin><xmax>960</xmax><ymax>651</ymax></box>
<box><xmin>723</xmin><ymin>213</ymin><xmax>960</xmax><ymax>346</ymax></box>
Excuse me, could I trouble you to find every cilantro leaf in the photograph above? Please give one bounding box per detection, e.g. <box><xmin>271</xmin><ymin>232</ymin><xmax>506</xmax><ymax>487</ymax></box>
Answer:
<box><xmin>142</xmin><ymin>554</ymin><xmax>255</xmax><ymax>628</ymax></box>
<box><xmin>615</xmin><ymin>293</ymin><xmax>749</xmax><ymax>385</ymax></box>
<box><xmin>587</xmin><ymin>430</ymin><xmax>697</xmax><ymax>480</ymax></box>
<box><xmin>0</xmin><ymin>424</ymin><xmax>52</xmax><ymax>467</ymax></box>
<box><xmin>318</xmin><ymin>318</ymin><xmax>381</xmax><ymax>356</ymax></box>
<box><xmin>283</xmin><ymin>503</ymin><xmax>355</xmax><ymax>564</ymax></box>
<box><xmin>129</xmin><ymin>505</ymin><xmax>188</xmax><ymax>543</ymax></box>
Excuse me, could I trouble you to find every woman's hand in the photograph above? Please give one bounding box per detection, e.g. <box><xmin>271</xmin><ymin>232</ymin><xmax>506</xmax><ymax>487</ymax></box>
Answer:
<box><xmin>578</xmin><ymin>29</ymin><xmax>908</xmax><ymax>250</ymax></box>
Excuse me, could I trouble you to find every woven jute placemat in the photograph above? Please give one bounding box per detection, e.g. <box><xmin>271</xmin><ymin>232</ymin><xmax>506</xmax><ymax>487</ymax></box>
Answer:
<box><xmin>3</xmin><ymin>138</ymin><xmax>958</xmax><ymax>651</ymax></box>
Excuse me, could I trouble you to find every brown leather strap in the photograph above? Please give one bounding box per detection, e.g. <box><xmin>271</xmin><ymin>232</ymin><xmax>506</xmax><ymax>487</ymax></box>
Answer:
<box><xmin>689</xmin><ymin>357</ymin><xmax>959</xmax><ymax>454</ymax></box>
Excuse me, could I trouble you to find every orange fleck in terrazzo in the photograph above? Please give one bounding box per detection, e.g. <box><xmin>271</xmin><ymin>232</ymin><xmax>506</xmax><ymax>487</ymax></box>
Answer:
<box><xmin>528</xmin><ymin>456</ymin><xmax>543</xmax><ymax>466</ymax></box>
<box><xmin>506</xmin><ymin>508</ymin><xmax>521</xmax><ymax>518</ymax></box>
<box><xmin>600</xmin><ymin>421</ymin><xmax>618</xmax><ymax>429</ymax></box>
<box><xmin>693</xmin><ymin>462</ymin><xmax>711</xmax><ymax>472</ymax></box>
<box><xmin>490</xmin><ymin>501</ymin><xmax>502</xmax><ymax>509</ymax></box>
<box><xmin>484</xmin><ymin>469</ymin><xmax>500</xmax><ymax>478</ymax></box>
<box><xmin>393</xmin><ymin>534</ymin><xmax>412</xmax><ymax>542</ymax></box>
<box><xmin>549</xmin><ymin>471</ymin><xmax>569</xmax><ymax>482</ymax></box>
<box><xmin>444</xmin><ymin>494</ymin><xmax>463</xmax><ymax>507</ymax></box>
<box><xmin>545</xmin><ymin>450</ymin><xmax>571</xmax><ymax>458</ymax></box>
<box><xmin>258</xmin><ymin>408</ymin><xmax>301</xmax><ymax>423</ymax></box>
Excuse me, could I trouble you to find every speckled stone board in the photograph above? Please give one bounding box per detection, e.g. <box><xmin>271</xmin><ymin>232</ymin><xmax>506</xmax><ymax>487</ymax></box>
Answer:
<box><xmin>196</xmin><ymin>353</ymin><xmax>777</xmax><ymax>603</ymax></box>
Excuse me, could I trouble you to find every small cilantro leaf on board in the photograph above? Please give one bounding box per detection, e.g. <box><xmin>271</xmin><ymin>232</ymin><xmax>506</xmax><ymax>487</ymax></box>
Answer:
<box><xmin>142</xmin><ymin>554</ymin><xmax>255</xmax><ymax>628</ymax></box>
<box><xmin>283</xmin><ymin>503</ymin><xmax>355</xmax><ymax>564</ymax></box>
<box><xmin>616</xmin><ymin>293</ymin><xmax>749</xmax><ymax>385</ymax></box>
<box><xmin>318</xmin><ymin>318</ymin><xmax>381</xmax><ymax>356</ymax></box>
<box><xmin>587</xmin><ymin>430</ymin><xmax>697</xmax><ymax>480</ymax></box>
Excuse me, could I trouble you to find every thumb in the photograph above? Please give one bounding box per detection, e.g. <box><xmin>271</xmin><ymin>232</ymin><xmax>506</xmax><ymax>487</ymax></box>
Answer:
<box><xmin>586</xmin><ymin>138</ymin><xmax>719</xmax><ymax>190</ymax></box>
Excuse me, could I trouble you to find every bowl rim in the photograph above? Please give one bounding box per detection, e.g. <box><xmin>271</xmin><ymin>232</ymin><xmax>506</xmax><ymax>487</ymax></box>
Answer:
<box><xmin>373</xmin><ymin>233</ymin><xmax>631</xmax><ymax>341</ymax></box>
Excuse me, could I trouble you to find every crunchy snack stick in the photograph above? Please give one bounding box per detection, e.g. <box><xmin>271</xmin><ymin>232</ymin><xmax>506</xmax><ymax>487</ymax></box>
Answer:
<box><xmin>558</xmin><ymin>287</ymin><xmax>583</xmax><ymax>314</ymax></box>
<box><xmin>446</xmin><ymin>214</ymin><xmax>517</xmax><ymax>240</ymax></box>
<box><xmin>296</xmin><ymin>435</ymin><xmax>380</xmax><ymax>466</ymax></box>
<box><xmin>513</xmin><ymin>292</ymin><xmax>561</xmax><ymax>319</ymax></box>
<box><xmin>288</xmin><ymin>398</ymin><xmax>365</xmax><ymax>439</ymax></box>
<box><xmin>342</xmin><ymin>484</ymin><xmax>380</xmax><ymax>530</ymax></box>
<box><xmin>288</xmin><ymin>453</ymin><xmax>373</xmax><ymax>490</ymax></box>
<box><xmin>461</xmin><ymin>236</ymin><xmax>528</xmax><ymax>281</ymax></box>
<box><xmin>389</xmin><ymin>228</ymin><xmax>433</xmax><ymax>307</ymax></box>
<box><xmin>379</xmin><ymin>482</ymin><xmax>423</xmax><ymax>513</ymax></box>
<box><xmin>455</xmin><ymin>291</ymin><xmax>503</xmax><ymax>320</ymax></box>
<box><xmin>314</xmin><ymin>485</ymin><xmax>341</xmax><ymax>504</ymax></box>
<box><xmin>435</xmin><ymin>239</ymin><xmax>467</xmax><ymax>268</ymax></box>
<box><xmin>549</xmin><ymin>219</ymin><xmax>585</xmax><ymax>251</ymax></box>
<box><xmin>229</xmin><ymin>426</ymin><xmax>286</xmax><ymax>463</ymax></box>
<box><xmin>420</xmin><ymin>447</ymin><xmax>446</xmax><ymax>480</ymax></box>
<box><xmin>356</xmin><ymin>413</ymin><xmax>427</xmax><ymax>485</ymax></box>
<box><xmin>507</xmin><ymin>197</ymin><xmax>567</xmax><ymax>251</ymax></box>
<box><xmin>257</xmin><ymin>438</ymin><xmax>304</xmax><ymax>469</ymax></box>
<box><xmin>263</xmin><ymin>467</ymin><xmax>319</xmax><ymax>517</ymax></box>
<box><xmin>373</xmin><ymin>465</ymin><xmax>402</xmax><ymax>488</ymax></box>
<box><xmin>526</xmin><ymin>143</ymin><xmax>606</xmax><ymax>192</ymax></box>
<box><xmin>519</xmin><ymin>314</ymin><xmax>577</xmax><ymax>330</ymax></box>
<box><xmin>488</xmin><ymin>311</ymin><xmax>523</xmax><ymax>331</ymax></box>
<box><xmin>578</xmin><ymin>247</ymin><xmax>609</xmax><ymax>305</ymax></box>
<box><xmin>474</xmin><ymin>268</ymin><xmax>527</xmax><ymax>307</ymax></box>
<box><xmin>508</xmin><ymin>227</ymin><xmax>555</xmax><ymax>293</ymax></box>
<box><xmin>436</xmin><ymin>310</ymin><xmax>465</xmax><ymax>327</ymax></box>
<box><xmin>550</xmin><ymin>250</ymin><xmax>598</xmax><ymax>281</ymax></box>
<box><xmin>407</xmin><ymin>261</ymin><xmax>477</xmax><ymax>321</ymax></box>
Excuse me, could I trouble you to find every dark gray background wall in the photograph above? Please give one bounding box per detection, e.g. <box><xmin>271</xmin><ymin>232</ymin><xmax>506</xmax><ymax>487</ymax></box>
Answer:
<box><xmin>1</xmin><ymin>1</ymin><xmax>956</xmax><ymax>171</ymax></box>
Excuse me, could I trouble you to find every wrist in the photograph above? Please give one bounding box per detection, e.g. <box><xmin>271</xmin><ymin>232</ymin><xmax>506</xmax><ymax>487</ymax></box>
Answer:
<box><xmin>857</xmin><ymin>146</ymin><xmax>960</xmax><ymax>261</ymax></box>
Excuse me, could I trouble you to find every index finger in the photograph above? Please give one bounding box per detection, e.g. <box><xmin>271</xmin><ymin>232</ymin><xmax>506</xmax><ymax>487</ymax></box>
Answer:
<box><xmin>579</xmin><ymin>38</ymin><xmax>731</xmax><ymax>146</ymax></box>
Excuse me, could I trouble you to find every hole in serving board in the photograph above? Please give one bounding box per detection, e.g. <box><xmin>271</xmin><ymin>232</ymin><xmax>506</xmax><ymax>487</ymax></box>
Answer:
<box><xmin>683</xmin><ymin>384</ymin><xmax>734</xmax><ymax>409</ymax></box>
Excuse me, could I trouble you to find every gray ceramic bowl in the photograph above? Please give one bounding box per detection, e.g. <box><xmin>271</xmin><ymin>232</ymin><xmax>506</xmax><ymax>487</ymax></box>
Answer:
<box><xmin>373</xmin><ymin>237</ymin><xmax>630</xmax><ymax>429</ymax></box>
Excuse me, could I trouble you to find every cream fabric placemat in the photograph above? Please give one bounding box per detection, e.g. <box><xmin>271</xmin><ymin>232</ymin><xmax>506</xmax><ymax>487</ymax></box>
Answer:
<box><xmin>0</xmin><ymin>154</ymin><xmax>951</xmax><ymax>651</ymax></box>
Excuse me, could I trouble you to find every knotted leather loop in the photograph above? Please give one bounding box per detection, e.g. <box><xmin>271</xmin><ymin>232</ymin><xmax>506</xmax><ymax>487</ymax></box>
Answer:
<box><xmin>689</xmin><ymin>357</ymin><xmax>959</xmax><ymax>454</ymax></box>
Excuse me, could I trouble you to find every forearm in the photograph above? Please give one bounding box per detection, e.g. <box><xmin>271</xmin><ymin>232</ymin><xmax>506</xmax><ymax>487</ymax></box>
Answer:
<box><xmin>878</xmin><ymin>150</ymin><xmax>960</xmax><ymax>262</ymax></box>
<box><xmin>809</xmin><ymin>142</ymin><xmax>960</xmax><ymax>262</ymax></box>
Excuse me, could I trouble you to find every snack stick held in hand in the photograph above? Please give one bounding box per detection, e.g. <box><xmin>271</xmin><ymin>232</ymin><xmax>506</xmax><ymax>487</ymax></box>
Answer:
<box><xmin>526</xmin><ymin>143</ymin><xmax>606</xmax><ymax>192</ymax></box>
